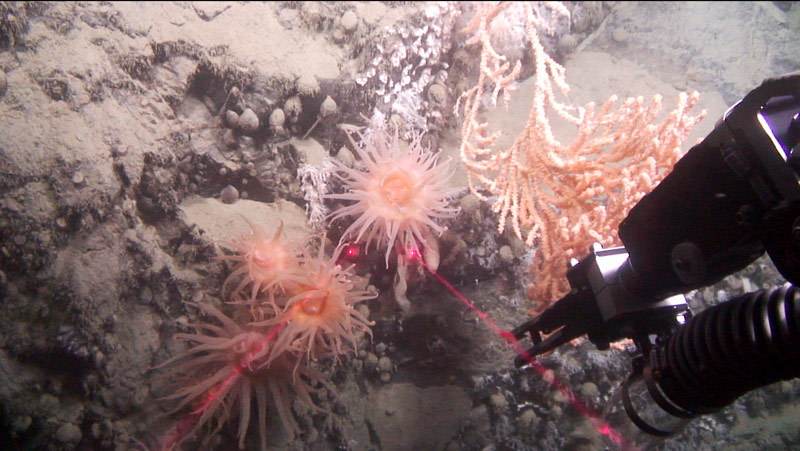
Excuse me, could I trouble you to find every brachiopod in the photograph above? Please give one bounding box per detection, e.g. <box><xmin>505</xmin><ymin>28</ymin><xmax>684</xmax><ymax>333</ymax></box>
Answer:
<box><xmin>224</xmin><ymin>110</ymin><xmax>239</xmax><ymax>128</ymax></box>
<box><xmin>269</xmin><ymin>108</ymin><xmax>287</xmax><ymax>135</ymax></box>
<box><xmin>220</xmin><ymin>185</ymin><xmax>239</xmax><ymax>204</ymax></box>
<box><xmin>319</xmin><ymin>96</ymin><xmax>338</xmax><ymax>118</ymax></box>
<box><xmin>284</xmin><ymin>95</ymin><xmax>302</xmax><ymax>123</ymax></box>
<box><xmin>238</xmin><ymin>108</ymin><xmax>259</xmax><ymax>133</ymax></box>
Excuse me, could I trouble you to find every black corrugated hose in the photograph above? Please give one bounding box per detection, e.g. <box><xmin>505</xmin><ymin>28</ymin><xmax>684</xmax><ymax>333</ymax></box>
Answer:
<box><xmin>651</xmin><ymin>283</ymin><xmax>800</xmax><ymax>415</ymax></box>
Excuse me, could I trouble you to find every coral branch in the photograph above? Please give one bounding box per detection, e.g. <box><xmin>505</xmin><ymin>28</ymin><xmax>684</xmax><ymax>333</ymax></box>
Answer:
<box><xmin>456</xmin><ymin>2</ymin><xmax>706</xmax><ymax>301</ymax></box>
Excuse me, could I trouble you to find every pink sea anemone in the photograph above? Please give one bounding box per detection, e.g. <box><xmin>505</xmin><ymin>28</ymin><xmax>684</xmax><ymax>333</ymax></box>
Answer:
<box><xmin>156</xmin><ymin>302</ymin><xmax>332</xmax><ymax>450</ymax></box>
<box><xmin>253</xmin><ymin>243</ymin><xmax>375</xmax><ymax>365</ymax></box>
<box><xmin>219</xmin><ymin>217</ymin><xmax>303</xmax><ymax>311</ymax></box>
<box><xmin>327</xmin><ymin>127</ymin><xmax>460</xmax><ymax>267</ymax></box>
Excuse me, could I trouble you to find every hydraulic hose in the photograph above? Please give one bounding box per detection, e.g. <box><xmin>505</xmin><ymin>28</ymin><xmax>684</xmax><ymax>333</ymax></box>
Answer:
<box><xmin>649</xmin><ymin>283</ymin><xmax>800</xmax><ymax>416</ymax></box>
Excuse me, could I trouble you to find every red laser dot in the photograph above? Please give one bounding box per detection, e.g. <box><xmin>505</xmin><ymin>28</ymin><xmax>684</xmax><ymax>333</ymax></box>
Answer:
<box><xmin>500</xmin><ymin>331</ymin><xmax>515</xmax><ymax>344</ymax></box>
<box><xmin>346</xmin><ymin>246</ymin><xmax>359</xmax><ymax>257</ymax></box>
<box><xmin>407</xmin><ymin>247</ymin><xmax>420</xmax><ymax>259</ymax></box>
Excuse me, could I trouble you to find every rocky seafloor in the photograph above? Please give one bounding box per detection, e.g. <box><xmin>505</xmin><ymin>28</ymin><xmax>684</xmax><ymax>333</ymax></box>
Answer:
<box><xmin>0</xmin><ymin>2</ymin><xmax>799</xmax><ymax>450</ymax></box>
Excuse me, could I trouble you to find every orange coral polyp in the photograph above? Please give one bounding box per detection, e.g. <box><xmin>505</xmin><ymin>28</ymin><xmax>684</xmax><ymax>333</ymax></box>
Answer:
<box><xmin>381</xmin><ymin>170</ymin><xmax>413</xmax><ymax>205</ymax></box>
<box><xmin>231</xmin><ymin>331</ymin><xmax>268</xmax><ymax>371</ymax></box>
<box><xmin>284</xmin><ymin>286</ymin><xmax>346</xmax><ymax>330</ymax></box>
<box><xmin>251</xmin><ymin>247</ymin><xmax>277</xmax><ymax>267</ymax></box>
<box><xmin>248</xmin><ymin>243</ymin><xmax>289</xmax><ymax>280</ymax></box>
<box><xmin>297</xmin><ymin>292</ymin><xmax>327</xmax><ymax>316</ymax></box>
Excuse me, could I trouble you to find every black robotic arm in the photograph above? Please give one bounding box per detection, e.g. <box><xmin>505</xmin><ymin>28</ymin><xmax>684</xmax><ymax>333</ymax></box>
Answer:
<box><xmin>512</xmin><ymin>73</ymin><xmax>800</xmax><ymax>437</ymax></box>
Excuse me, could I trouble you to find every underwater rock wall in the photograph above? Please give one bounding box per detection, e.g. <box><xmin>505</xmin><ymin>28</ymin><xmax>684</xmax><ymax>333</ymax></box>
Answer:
<box><xmin>0</xmin><ymin>2</ymin><xmax>798</xmax><ymax>450</ymax></box>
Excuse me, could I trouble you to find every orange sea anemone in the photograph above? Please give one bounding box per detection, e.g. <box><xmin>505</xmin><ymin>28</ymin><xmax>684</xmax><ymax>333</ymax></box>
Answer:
<box><xmin>254</xmin><ymin>242</ymin><xmax>375</xmax><ymax>365</ymax></box>
<box><xmin>156</xmin><ymin>302</ymin><xmax>332</xmax><ymax>449</ymax></box>
<box><xmin>219</xmin><ymin>217</ymin><xmax>303</xmax><ymax>311</ymax></box>
<box><xmin>327</xmin><ymin>127</ymin><xmax>460</xmax><ymax>266</ymax></box>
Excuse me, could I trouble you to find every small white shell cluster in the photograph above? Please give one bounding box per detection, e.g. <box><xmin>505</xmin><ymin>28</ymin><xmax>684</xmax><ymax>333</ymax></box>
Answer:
<box><xmin>353</xmin><ymin>3</ymin><xmax>457</xmax><ymax>136</ymax></box>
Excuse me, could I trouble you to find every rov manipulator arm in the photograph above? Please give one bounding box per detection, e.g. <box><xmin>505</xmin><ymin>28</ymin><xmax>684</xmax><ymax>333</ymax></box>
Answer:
<box><xmin>511</xmin><ymin>73</ymin><xmax>800</xmax><ymax>435</ymax></box>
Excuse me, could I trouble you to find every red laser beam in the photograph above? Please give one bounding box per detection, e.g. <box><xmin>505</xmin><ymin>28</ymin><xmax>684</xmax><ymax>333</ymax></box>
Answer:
<box><xmin>418</xmin><ymin>257</ymin><xmax>627</xmax><ymax>449</ymax></box>
<box><xmin>157</xmin><ymin>315</ymin><xmax>290</xmax><ymax>451</ymax></box>
<box><xmin>160</xmin><ymin>245</ymin><xmax>628</xmax><ymax>449</ymax></box>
